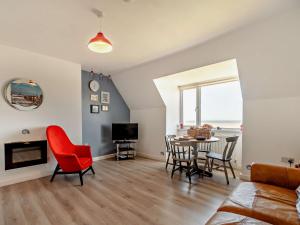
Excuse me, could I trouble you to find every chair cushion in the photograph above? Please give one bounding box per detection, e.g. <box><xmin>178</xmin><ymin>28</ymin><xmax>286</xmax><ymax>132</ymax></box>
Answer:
<box><xmin>206</xmin><ymin>212</ymin><xmax>271</xmax><ymax>225</ymax></box>
<box><xmin>218</xmin><ymin>182</ymin><xmax>299</xmax><ymax>225</ymax></box>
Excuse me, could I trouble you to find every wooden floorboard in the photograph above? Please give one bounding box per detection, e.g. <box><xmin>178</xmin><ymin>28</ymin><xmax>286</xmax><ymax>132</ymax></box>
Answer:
<box><xmin>0</xmin><ymin>157</ymin><xmax>239</xmax><ymax>225</ymax></box>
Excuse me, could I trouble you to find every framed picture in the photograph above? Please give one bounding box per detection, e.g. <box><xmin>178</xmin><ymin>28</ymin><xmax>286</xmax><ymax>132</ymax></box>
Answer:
<box><xmin>90</xmin><ymin>105</ymin><xmax>99</xmax><ymax>113</ymax></box>
<box><xmin>90</xmin><ymin>94</ymin><xmax>99</xmax><ymax>102</ymax></box>
<box><xmin>4</xmin><ymin>79</ymin><xmax>43</xmax><ymax>111</ymax></box>
<box><xmin>101</xmin><ymin>105</ymin><xmax>109</xmax><ymax>112</ymax></box>
<box><xmin>101</xmin><ymin>91</ymin><xmax>110</xmax><ymax>104</ymax></box>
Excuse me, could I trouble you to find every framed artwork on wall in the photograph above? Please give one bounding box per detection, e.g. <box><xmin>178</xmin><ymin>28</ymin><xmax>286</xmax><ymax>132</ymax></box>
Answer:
<box><xmin>101</xmin><ymin>105</ymin><xmax>109</xmax><ymax>112</ymax></box>
<box><xmin>101</xmin><ymin>91</ymin><xmax>110</xmax><ymax>104</ymax></box>
<box><xmin>90</xmin><ymin>105</ymin><xmax>99</xmax><ymax>113</ymax></box>
<box><xmin>4</xmin><ymin>79</ymin><xmax>43</xmax><ymax>111</ymax></box>
<box><xmin>90</xmin><ymin>94</ymin><xmax>99</xmax><ymax>102</ymax></box>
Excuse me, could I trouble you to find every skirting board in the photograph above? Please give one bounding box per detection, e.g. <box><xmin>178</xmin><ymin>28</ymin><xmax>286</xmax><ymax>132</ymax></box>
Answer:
<box><xmin>0</xmin><ymin>169</ymin><xmax>52</xmax><ymax>188</ymax></box>
<box><xmin>0</xmin><ymin>154</ymin><xmax>115</xmax><ymax>188</ymax></box>
<box><xmin>137</xmin><ymin>152</ymin><xmax>165</xmax><ymax>162</ymax></box>
<box><xmin>93</xmin><ymin>153</ymin><xmax>115</xmax><ymax>161</ymax></box>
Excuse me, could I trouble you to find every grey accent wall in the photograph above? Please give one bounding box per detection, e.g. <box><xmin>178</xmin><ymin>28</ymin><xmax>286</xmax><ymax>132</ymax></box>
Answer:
<box><xmin>82</xmin><ymin>70</ymin><xmax>130</xmax><ymax>157</ymax></box>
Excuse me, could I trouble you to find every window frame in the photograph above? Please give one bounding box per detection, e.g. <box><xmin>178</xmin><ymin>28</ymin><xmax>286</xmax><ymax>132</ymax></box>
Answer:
<box><xmin>179</xmin><ymin>77</ymin><xmax>239</xmax><ymax>127</ymax></box>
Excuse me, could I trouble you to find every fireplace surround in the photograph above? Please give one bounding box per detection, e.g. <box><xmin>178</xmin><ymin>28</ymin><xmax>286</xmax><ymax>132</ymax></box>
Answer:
<box><xmin>5</xmin><ymin>140</ymin><xmax>47</xmax><ymax>170</ymax></box>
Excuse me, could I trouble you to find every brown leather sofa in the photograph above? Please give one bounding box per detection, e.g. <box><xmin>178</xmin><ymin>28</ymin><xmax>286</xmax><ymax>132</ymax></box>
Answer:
<box><xmin>206</xmin><ymin>163</ymin><xmax>300</xmax><ymax>225</ymax></box>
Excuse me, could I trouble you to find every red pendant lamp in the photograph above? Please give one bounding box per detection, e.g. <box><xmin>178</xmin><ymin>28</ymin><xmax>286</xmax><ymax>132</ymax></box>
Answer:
<box><xmin>88</xmin><ymin>10</ymin><xmax>112</xmax><ymax>53</ymax></box>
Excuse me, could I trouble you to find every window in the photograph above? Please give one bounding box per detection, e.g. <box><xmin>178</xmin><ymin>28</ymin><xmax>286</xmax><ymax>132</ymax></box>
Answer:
<box><xmin>180</xmin><ymin>81</ymin><xmax>243</xmax><ymax>129</ymax></box>
<box><xmin>201</xmin><ymin>81</ymin><xmax>243</xmax><ymax>128</ymax></box>
<box><xmin>182</xmin><ymin>88</ymin><xmax>197</xmax><ymax>126</ymax></box>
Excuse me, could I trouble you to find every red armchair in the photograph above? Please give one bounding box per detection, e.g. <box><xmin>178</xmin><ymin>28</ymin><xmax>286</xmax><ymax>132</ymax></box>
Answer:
<box><xmin>46</xmin><ymin>125</ymin><xmax>95</xmax><ymax>185</ymax></box>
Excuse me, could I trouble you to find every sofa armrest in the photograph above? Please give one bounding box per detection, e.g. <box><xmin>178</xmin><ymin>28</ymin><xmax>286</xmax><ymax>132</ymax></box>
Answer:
<box><xmin>251</xmin><ymin>163</ymin><xmax>300</xmax><ymax>190</ymax></box>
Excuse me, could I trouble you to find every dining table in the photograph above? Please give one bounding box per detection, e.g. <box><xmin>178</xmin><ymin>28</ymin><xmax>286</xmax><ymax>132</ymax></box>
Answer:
<box><xmin>174</xmin><ymin>136</ymin><xmax>220</xmax><ymax>177</ymax></box>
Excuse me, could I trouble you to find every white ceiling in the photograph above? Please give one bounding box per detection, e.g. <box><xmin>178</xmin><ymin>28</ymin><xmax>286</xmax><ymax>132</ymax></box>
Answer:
<box><xmin>0</xmin><ymin>0</ymin><xmax>298</xmax><ymax>74</ymax></box>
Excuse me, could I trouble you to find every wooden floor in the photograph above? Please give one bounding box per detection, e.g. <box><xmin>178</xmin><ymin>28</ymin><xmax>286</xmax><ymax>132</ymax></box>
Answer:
<box><xmin>0</xmin><ymin>157</ymin><xmax>239</xmax><ymax>225</ymax></box>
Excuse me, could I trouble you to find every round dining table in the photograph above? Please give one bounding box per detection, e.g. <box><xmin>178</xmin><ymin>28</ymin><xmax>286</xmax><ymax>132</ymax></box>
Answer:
<box><xmin>174</xmin><ymin>136</ymin><xmax>220</xmax><ymax>177</ymax></box>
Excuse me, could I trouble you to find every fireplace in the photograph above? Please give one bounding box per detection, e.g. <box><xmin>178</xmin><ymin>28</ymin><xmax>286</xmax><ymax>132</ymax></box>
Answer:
<box><xmin>5</xmin><ymin>140</ymin><xmax>47</xmax><ymax>170</ymax></box>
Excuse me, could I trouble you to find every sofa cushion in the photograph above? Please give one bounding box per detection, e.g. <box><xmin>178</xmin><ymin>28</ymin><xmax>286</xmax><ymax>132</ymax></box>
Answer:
<box><xmin>218</xmin><ymin>182</ymin><xmax>300</xmax><ymax>225</ymax></box>
<box><xmin>206</xmin><ymin>212</ymin><xmax>271</xmax><ymax>225</ymax></box>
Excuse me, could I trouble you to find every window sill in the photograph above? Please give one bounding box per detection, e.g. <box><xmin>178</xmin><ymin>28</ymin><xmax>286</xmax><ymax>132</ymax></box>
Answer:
<box><xmin>177</xmin><ymin>127</ymin><xmax>241</xmax><ymax>133</ymax></box>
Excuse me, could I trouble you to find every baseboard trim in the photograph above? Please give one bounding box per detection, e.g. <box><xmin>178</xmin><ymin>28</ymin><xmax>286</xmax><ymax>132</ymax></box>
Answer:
<box><xmin>0</xmin><ymin>169</ymin><xmax>52</xmax><ymax>188</ymax></box>
<box><xmin>0</xmin><ymin>154</ymin><xmax>115</xmax><ymax>188</ymax></box>
<box><xmin>93</xmin><ymin>153</ymin><xmax>115</xmax><ymax>162</ymax></box>
<box><xmin>137</xmin><ymin>152</ymin><xmax>165</xmax><ymax>162</ymax></box>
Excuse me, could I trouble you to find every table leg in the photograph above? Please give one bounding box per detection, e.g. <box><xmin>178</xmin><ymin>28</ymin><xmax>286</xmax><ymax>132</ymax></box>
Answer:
<box><xmin>117</xmin><ymin>143</ymin><xmax>120</xmax><ymax>161</ymax></box>
<box><xmin>190</xmin><ymin>157</ymin><xmax>213</xmax><ymax>177</ymax></box>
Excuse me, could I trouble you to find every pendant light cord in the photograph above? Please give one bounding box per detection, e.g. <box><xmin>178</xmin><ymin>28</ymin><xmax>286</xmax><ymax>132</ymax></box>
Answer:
<box><xmin>91</xmin><ymin>8</ymin><xmax>104</xmax><ymax>32</ymax></box>
<box><xmin>98</xmin><ymin>13</ymin><xmax>103</xmax><ymax>32</ymax></box>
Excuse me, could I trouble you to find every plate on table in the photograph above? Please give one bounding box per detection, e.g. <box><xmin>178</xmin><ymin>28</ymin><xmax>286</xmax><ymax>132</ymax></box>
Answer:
<box><xmin>176</xmin><ymin>136</ymin><xmax>193</xmax><ymax>141</ymax></box>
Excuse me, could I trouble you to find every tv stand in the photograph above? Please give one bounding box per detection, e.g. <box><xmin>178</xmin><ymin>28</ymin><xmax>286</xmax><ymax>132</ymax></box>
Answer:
<box><xmin>114</xmin><ymin>140</ymin><xmax>136</xmax><ymax>160</ymax></box>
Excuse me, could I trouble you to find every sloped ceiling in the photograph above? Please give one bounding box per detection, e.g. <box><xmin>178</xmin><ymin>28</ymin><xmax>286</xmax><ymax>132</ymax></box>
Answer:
<box><xmin>112</xmin><ymin>6</ymin><xmax>300</xmax><ymax>109</ymax></box>
<box><xmin>153</xmin><ymin>59</ymin><xmax>239</xmax><ymax>90</ymax></box>
<box><xmin>0</xmin><ymin>0</ymin><xmax>298</xmax><ymax>73</ymax></box>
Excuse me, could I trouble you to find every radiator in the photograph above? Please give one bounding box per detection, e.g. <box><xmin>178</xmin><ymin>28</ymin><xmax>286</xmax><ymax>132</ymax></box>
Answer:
<box><xmin>210</xmin><ymin>129</ymin><xmax>242</xmax><ymax>169</ymax></box>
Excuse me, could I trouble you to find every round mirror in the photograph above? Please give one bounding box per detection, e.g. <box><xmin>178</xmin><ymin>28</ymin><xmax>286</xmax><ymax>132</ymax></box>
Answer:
<box><xmin>4</xmin><ymin>79</ymin><xmax>43</xmax><ymax>111</ymax></box>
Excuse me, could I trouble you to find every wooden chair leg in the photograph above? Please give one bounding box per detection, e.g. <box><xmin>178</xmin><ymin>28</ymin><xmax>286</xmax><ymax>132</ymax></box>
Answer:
<box><xmin>165</xmin><ymin>152</ymin><xmax>171</xmax><ymax>169</ymax></box>
<box><xmin>179</xmin><ymin>161</ymin><xmax>182</xmax><ymax>173</ymax></box>
<box><xmin>210</xmin><ymin>159</ymin><xmax>214</xmax><ymax>172</ymax></box>
<box><xmin>50</xmin><ymin>164</ymin><xmax>60</xmax><ymax>182</ymax></box>
<box><xmin>228</xmin><ymin>161</ymin><xmax>235</xmax><ymax>179</ymax></box>
<box><xmin>206</xmin><ymin>157</ymin><xmax>210</xmax><ymax>171</ymax></box>
<box><xmin>204</xmin><ymin>158</ymin><xmax>209</xmax><ymax>173</ymax></box>
<box><xmin>223</xmin><ymin>161</ymin><xmax>229</xmax><ymax>185</ymax></box>
<box><xmin>79</xmin><ymin>171</ymin><xmax>83</xmax><ymax>186</ymax></box>
<box><xmin>171</xmin><ymin>160</ymin><xmax>176</xmax><ymax>178</ymax></box>
<box><xmin>187</xmin><ymin>162</ymin><xmax>191</xmax><ymax>184</ymax></box>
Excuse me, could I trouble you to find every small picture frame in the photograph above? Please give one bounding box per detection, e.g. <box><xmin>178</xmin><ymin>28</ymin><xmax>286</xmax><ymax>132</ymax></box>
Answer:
<box><xmin>101</xmin><ymin>91</ymin><xmax>110</xmax><ymax>104</ymax></box>
<box><xmin>90</xmin><ymin>94</ymin><xmax>99</xmax><ymax>102</ymax></box>
<box><xmin>101</xmin><ymin>105</ymin><xmax>109</xmax><ymax>112</ymax></box>
<box><xmin>90</xmin><ymin>105</ymin><xmax>99</xmax><ymax>113</ymax></box>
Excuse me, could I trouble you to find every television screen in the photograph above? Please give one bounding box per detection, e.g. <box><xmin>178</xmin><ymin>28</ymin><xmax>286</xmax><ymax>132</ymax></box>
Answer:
<box><xmin>112</xmin><ymin>123</ymin><xmax>138</xmax><ymax>140</ymax></box>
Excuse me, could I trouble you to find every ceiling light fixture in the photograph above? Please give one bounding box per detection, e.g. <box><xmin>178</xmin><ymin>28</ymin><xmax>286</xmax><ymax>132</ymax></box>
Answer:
<box><xmin>88</xmin><ymin>9</ymin><xmax>112</xmax><ymax>53</ymax></box>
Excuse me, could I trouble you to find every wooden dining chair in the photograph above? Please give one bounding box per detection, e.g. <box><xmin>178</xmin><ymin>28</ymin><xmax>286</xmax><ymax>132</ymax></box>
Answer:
<box><xmin>165</xmin><ymin>135</ymin><xmax>176</xmax><ymax>169</ymax></box>
<box><xmin>170</xmin><ymin>140</ymin><xmax>197</xmax><ymax>184</ymax></box>
<box><xmin>197</xmin><ymin>142</ymin><xmax>212</xmax><ymax>166</ymax></box>
<box><xmin>196</xmin><ymin>132</ymin><xmax>215</xmax><ymax>167</ymax></box>
<box><xmin>204</xmin><ymin>136</ymin><xmax>239</xmax><ymax>185</ymax></box>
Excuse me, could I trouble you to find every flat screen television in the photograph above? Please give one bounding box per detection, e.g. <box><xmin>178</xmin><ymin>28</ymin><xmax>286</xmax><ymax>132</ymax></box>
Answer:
<box><xmin>112</xmin><ymin>123</ymin><xmax>138</xmax><ymax>140</ymax></box>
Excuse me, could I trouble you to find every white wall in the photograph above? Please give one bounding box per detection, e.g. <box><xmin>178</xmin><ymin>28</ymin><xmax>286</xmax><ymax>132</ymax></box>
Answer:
<box><xmin>243</xmin><ymin>97</ymin><xmax>300</xmax><ymax>167</ymax></box>
<box><xmin>153</xmin><ymin>80</ymin><xmax>179</xmax><ymax>135</ymax></box>
<box><xmin>0</xmin><ymin>45</ymin><xmax>82</xmax><ymax>187</ymax></box>
<box><xmin>112</xmin><ymin>6</ymin><xmax>300</xmax><ymax>175</ymax></box>
<box><xmin>130</xmin><ymin>108</ymin><xmax>166</xmax><ymax>160</ymax></box>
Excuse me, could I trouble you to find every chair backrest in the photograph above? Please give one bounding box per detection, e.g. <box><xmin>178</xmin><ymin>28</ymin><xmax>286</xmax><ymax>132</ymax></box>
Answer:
<box><xmin>198</xmin><ymin>142</ymin><xmax>212</xmax><ymax>152</ymax></box>
<box><xmin>222</xmin><ymin>136</ymin><xmax>239</xmax><ymax>160</ymax></box>
<box><xmin>46</xmin><ymin>125</ymin><xmax>75</xmax><ymax>155</ymax></box>
<box><xmin>169</xmin><ymin>140</ymin><xmax>197</xmax><ymax>161</ymax></box>
<box><xmin>165</xmin><ymin>135</ymin><xmax>176</xmax><ymax>152</ymax></box>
